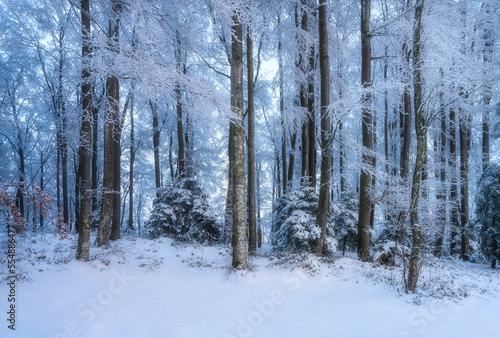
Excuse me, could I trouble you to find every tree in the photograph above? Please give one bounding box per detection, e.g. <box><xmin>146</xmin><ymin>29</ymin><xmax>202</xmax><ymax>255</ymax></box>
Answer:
<box><xmin>475</xmin><ymin>164</ymin><xmax>500</xmax><ymax>269</ymax></box>
<box><xmin>357</xmin><ymin>0</ymin><xmax>373</xmax><ymax>262</ymax></box>
<box><xmin>76</xmin><ymin>0</ymin><xmax>92</xmax><ymax>261</ymax></box>
<box><xmin>313</xmin><ymin>0</ymin><xmax>331</xmax><ymax>256</ymax></box>
<box><xmin>97</xmin><ymin>0</ymin><xmax>122</xmax><ymax>247</ymax></box>
<box><xmin>230</xmin><ymin>8</ymin><xmax>247</xmax><ymax>270</ymax></box>
<box><xmin>247</xmin><ymin>24</ymin><xmax>257</xmax><ymax>255</ymax></box>
<box><xmin>408</xmin><ymin>0</ymin><xmax>425</xmax><ymax>292</ymax></box>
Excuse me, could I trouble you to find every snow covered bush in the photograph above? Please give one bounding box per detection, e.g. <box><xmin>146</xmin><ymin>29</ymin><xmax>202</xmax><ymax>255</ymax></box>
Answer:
<box><xmin>271</xmin><ymin>186</ymin><xmax>321</xmax><ymax>253</ymax></box>
<box><xmin>474</xmin><ymin>163</ymin><xmax>500</xmax><ymax>268</ymax></box>
<box><xmin>271</xmin><ymin>186</ymin><xmax>336</xmax><ymax>254</ymax></box>
<box><xmin>144</xmin><ymin>177</ymin><xmax>221</xmax><ymax>244</ymax></box>
<box><xmin>330</xmin><ymin>191</ymin><xmax>358</xmax><ymax>255</ymax></box>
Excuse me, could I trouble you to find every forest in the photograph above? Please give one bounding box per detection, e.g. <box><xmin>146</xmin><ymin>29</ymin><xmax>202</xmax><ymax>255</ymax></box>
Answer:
<box><xmin>1</xmin><ymin>0</ymin><xmax>500</xmax><ymax>337</ymax></box>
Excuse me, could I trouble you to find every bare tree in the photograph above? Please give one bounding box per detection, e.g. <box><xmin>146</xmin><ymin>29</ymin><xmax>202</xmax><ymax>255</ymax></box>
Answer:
<box><xmin>230</xmin><ymin>10</ymin><xmax>247</xmax><ymax>269</ymax></box>
<box><xmin>76</xmin><ymin>0</ymin><xmax>92</xmax><ymax>261</ymax></box>
<box><xmin>313</xmin><ymin>0</ymin><xmax>331</xmax><ymax>256</ymax></box>
<box><xmin>357</xmin><ymin>0</ymin><xmax>373</xmax><ymax>261</ymax></box>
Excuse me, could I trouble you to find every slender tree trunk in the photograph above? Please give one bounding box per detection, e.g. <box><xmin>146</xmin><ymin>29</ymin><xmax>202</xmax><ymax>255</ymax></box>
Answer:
<box><xmin>300</xmin><ymin>0</ymin><xmax>310</xmax><ymax>185</ymax></box>
<box><xmin>150</xmin><ymin>101</ymin><xmax>161</xmax><ymax>197</ymax></box>
<box><xmin>175</xmin><ymin>31</ymin><xmax>185</xmax><ymax>178</ymax></box>
<box><xmin>278</xmin><ymin>12</ymin><xmax>287</xmax><ymax>195</ymax></box>
<box><xmin>401</xmin><ymin>42</ymin><xmax>412</xmax><ymax>182</ymax></box>
<box><xmin>77</xmin><ymin>0</ymin><xmax>92</xmax><ymax>261</ymax></box>
<box><xmin>435</xmin><ymin>88</ymin><xmax>446</xmax><ymax>257</ymax></box>
<box><xmin>230</xmin><ymin>12</ymin><xmax>247</xmax><ymax>269</ymax></box>
<box><xmin>98</xmin><ymin>0</ymin><xmax>121</xmax><ymax>247</ymax></box>
<box><xmin>91</xmin><ymin>93</ymin><xmax>98</xmax><ymax>213</ymax></box>
<box><xmin>57</xmin><ymin>47</ymin><xmax>69</xmax><ymax>228</ymax></box>
<box><xmin>110</xmin><ymin>90</ymin><xmax>130</xmax><ymax>241</ymax></box>
<box><xmin>74</xmin><ymin>151</ymin><xmax>80</xmax><ymax>232</ymax></box>
<box><xmin>247</xmin><ymin>25</ymin><xmax>257</xmax><ymax>255</ymax></box>
<box><xmin>357</xmin><ymin>0</ymin><xmax>373</xmax><ymax>262</ymax></box>
<box><xmin>449</xmin><ymin>108</ymin><xmax>459</xmax><ymax>255</ymax></box>
<box><xmin>408</xmin><ymin>0</ymin><xmax>425</xmax><ymax>292</ymax></box>
<box><xmin>482</xmin><ymin>14</ymin><xmax>492</xmax><ymax>171</ymax></box>
<box><xmin>313</xmin><ymin>0</ymin><xmax>331</xmax><ymax>256</ymax></box>
<box><xmin>40</xmin><ymin>152</ymin><xmax>44</xmax><ymax>229</ymax></box>
<box><xmin>225</xmin><ymin>123</ymin><xmax>234</xmax><ymax>245</ymax></box>
<box><xmin>128</xmin><ymin>90</ymin><xmax>135</xmax><ymax>231</ymax></box>
<box><xmin>459</xmin><ymin>112</ymin><xmax>469</xmax><ymax>260</ymax></box>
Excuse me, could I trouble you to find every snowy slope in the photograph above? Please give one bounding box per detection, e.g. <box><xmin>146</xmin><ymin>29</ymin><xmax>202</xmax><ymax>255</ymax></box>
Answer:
<box><xmin>1</xmin><ymin>233</ymin><xmax>499</xmax><ymax>338</ymax></box>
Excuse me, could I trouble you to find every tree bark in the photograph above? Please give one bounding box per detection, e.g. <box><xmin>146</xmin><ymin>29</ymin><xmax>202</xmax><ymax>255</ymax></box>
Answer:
<box><xmin>91</xmin><ymin>91</ymin><xmax>99</xmax><ymax>213</ymax></box>
<box><xmin>230</xmin><ymin>12</ymin><xmax>247</xmax><ymax>269</ymax></box>
<box><xmin>77</xmin><ymin>0</ymin><xmax>92</xmax><ymax>261</ymax></box>
<box><xmin>357</xmin><ymin>0</ymin><xmax>373</xmax><ymax>262</ymax></box>
<box><xmin>128</xmin><ymin>89</ymin><xmax>135</xmax><ymax>231</ymax></box>
<box><xmin>459</xmin><ymin>112</ymin><xmax>469</xmax><ymax>260</ymax></box>
<box><xmin>150</xmin><ymin>101</ymin><xmax>161</xmax><ymax>197</ymax></box>
<box><xmin>247</xmin><ymin>26</ymin><xmax>257</xmax><ymax>255</ymax></box>
<box><xmin>449</xmin><ymin>108</ymin><xmax>459</xmax><ymax>255</ymax></box>
<box><xmin>278</xmin><ymin>12</ymin><xmax>287</xmax><ymax>195</ymax></box>
<box><xmin>313</xmin><ymin>0</ymin><xmax>331</xmax><ymax>256</ymax></box>
<box><xmin>110</xmin><ymin>89</ymin><xmax>130</xmax><ymax>241</ymax></box>
<box><xmin>408</xmin><ymin>0</ymin><xmax>425</xmax><ymax>292</ymax></box>
<box><xmin>434</xmin><ymin>87</ymin><xmax>446</xmax><ymax>257</ymax></box>
<box><xmin>300</xmin><ymin>0</ymin><xmax>310</xmax><ymax>185</ymax></box>
<box><xmin>175</xmin><ymin>30</ymin><xmax>185</xmax><ymax>178</ymax></box>
<box><xmin>97</xmin><ymin>0</ymin><xmax>121</xmax><ymax>247</ymax></box>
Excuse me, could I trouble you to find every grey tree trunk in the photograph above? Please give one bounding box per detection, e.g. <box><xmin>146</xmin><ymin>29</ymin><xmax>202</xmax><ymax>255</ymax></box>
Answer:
<box><xmin>278</xmin><ymin>12</ymin><xmax>287</xmax><ymax>195</ymax></box>
<box><xmin>449</xmin><ymin>108</ymin><xmax>459</xmax><ymax>255</ymax></box>
<box><xmin>98</xmin><ymin>0</ymin><xmax>121</xmax><ymax>247</ymax></box>
<box><xmin>357</xmin><ymin>0</ymin><xmax>373</xmax><ymax>262</ymax></box>
<box><xmin>434</xmin><ymin>87</ymin><xmax>446</xmax><ymax>257</ymax></box>
<box><xmin>300</xmin><ymin>1</ymin><xmax>310</xmax><ymax>185</ymax></box>
<box><xmin>175</xmin><ymin>30</ymin><xmax>185</xmax><ymax>177</ymax></box>
<box><xmin>77</xmin><ymin>0</ymin><xmax>92</xmax><ymax>261</ymax></box>
<box><xmin>150</xmin><ymin>101</ymin><xmax>161</xmax><ymax>197</ymax></box>
<box><xmin>128</xmin><ymin>88</ymin><xmax>135</xmax><ymax>231</ymax></box>
<box><xmin>313</xmin><ymin>0</ymin><xmax>331</xmax><ymax>256</ymax></box>
<box><xmin>247</xmin><ymin>26</ymin><xmax>257</xmax><ymax>255</ymax></box>
<box><xmin>408</xmin><ymin>0</ymin><xmax>425</xmax><ymax>292</ymax></box>
<box><xmin>110</xmin><ymin>90</ymin><xmax>130</xmax><ymax>241</ymax></box>
<box><xmin>230</xmin><ymin>12</ymin><xmax>247</xmax><ymax>269</ymax></box>
<box><xmin>459</xmin><ymin>113</ymin><xmax>469</xmax><ymax>260</ymax></box>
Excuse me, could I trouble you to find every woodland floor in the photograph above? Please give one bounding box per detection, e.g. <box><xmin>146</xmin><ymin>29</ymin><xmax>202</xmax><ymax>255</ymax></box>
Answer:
<box><xmin>1</xmin><ymin>232</ymin><xmax>499</xmax><ymax>338</ymax></box>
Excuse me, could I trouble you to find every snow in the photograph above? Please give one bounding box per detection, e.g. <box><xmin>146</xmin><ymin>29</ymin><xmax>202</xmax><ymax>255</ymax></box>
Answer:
<box><xmin>1</xmin><ymin>234</ymin><xmax>500</xmax><ymax>338</ymax></box>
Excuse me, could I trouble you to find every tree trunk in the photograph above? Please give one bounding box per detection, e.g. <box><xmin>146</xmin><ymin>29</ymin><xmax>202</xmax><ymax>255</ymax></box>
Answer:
<box><xmin>110</xmin><ymin>89</ymin><xmax>130</xmax><ymax>241</ymax></box>
<box><xmin>313</xmin><ymin>0</ymin><xmax>331</xmax><ymax>256</ymax></box>
<box><xmin>128</xmin><ymin>89</ymin><xmax>135</xmax><ymax>231</ymax></box>
<box><xmin>278</xmin><ymin>12</ymin><xmax>287</xmax><ymax>195</ymax></box>
<box><xmin>77</xmin><ymin>0</ymin><xmax>92</xmax><ymax>261</ymax></box>
<box><xmin>459</xmin><ymin>113</ymin><xmax>469</xmax><ymax>260</ymax></box>
<box><xmin>98</xmin><ymin>0</ymin><xmax>121</xmax><ymax>247</ymax></box>
<box><xmin>247</xmin><ymin>26</ymin><xmax>257</xmax><ymax>255</ymax></box>
<box><xmin>300</xmin><ymin>0</ymin><xmax>310</xmax><ymax>185</ymax></box>
<box><xmin>175</xmin><ymin>30</ymin><xmax>185</xmax><ymax>178</ymax></box>
<box><xmin>74</xmin><ymin>151</ymin><xmax>80</xmax><ymax>233</ymax></box>
<box><xmin>150</xmin><ymin>101</ymin><xmax>161</xmax><ymax>197</ymax></box>
<box><xmin>408</xmin><ymin>0</ymin><xmax>425</xmax><ymax>292</ymax></box>
<box><xmin>91</xmin><ymin>92</ymin><xmax>98</xmax><ymax>213</ymax></box>
<box><xmin>230</xmin><ymin>12</ymin><xmax>247</xmax><ymax>269</ymax></box>
<box><xmin>434</xmin><ymin>88</ymin><xmax>446</xmax><ymax>257</ymax></box>
<box><xmin>449</xmin><ymin>108</ymin><xmax>459</xmax><ymax>255</ymax></box>
<box><xmin>357</xmin><ymin>0</ymin><xmax>373</xmax><ymax>262</ymax></box>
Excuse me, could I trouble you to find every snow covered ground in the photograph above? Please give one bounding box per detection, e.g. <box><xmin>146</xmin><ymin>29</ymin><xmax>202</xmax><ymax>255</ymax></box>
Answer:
<box><xmin>1</xmin><ymin>233</ymin><xmax>499</xmax><ymax>338</ymax></box>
